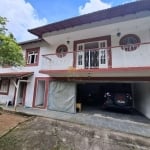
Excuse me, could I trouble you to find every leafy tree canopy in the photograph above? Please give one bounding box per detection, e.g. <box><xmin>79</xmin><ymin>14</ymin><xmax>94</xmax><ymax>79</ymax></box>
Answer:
<box><xmin>0</xmin><ymin>16</ymin><xmax>24</xmax><ymax>66</ymax></box>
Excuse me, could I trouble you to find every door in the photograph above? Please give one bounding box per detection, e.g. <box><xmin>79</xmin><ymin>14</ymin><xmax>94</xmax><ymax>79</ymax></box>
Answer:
<box><xmin>34</xmin><ymin>80</ymin><xmax>46</xmax><ymax>108</ymax></box>
<box><xmin>76</xmin><ymin>40</ymin><xmax>108</xmax><ymax>69</ymax></box>
<box><xmin>18</xmin><ymin>82</ymin><xmax>27</xmax><ymax>105</ymax></box>
<box><xmin>99</xmin><ymin>49</ymin><xmax>107</xmax><ymax>68</ymax></box>
<box><xmin>76</xmin><ymin>44</ymin><xmax>85</xmax><ymax>69</ymax></box>
<box><xmin>99</xmin><ymin>41</ymin><xmax>108</xmax><ymax>68</ymax></box>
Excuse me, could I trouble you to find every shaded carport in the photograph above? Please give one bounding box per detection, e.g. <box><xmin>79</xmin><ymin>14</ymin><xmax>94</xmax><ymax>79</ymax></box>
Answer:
<box><xmin>39</xmin><ymin>68</ymin><xmax>150</xmax><ymax>119</ymax></box>
<box><xmin>76</xmin><ymin>78</ymin><xmax>150</xmax><ymax>119</ymax></box>
<box><xmin>77</xmin><ymin>82</ymin><xmax>132</xmax><ymax>110</ymax></box>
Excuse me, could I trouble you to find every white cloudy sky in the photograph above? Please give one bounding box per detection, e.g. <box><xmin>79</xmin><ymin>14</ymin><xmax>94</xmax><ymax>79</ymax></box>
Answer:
<box><xmin>0</xmin><ymin>0</ymin><xmax>135</xmax><ymax>42</ymax></box>
<box><xmin>79</xmin><ymin>0</ymin><xmax>111</xmax><ymax>15</ymax></box>
<box><xmin>0</xmin><ymin>0</ymin><xmax>47</xmax><ymax>42</ymax></box>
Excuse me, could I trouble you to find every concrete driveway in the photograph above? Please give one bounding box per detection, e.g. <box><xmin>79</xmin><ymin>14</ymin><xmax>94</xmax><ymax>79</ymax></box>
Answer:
<box><xmin>1</xmin><ymin>105</ymin><xmax>150</xmax><ymax>138</ymax></box>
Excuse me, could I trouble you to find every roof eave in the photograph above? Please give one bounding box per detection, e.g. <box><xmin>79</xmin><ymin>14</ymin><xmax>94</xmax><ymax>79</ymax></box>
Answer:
<box><xmin>28</xmin><ymin>0</ymin><xmax>150</xmax><ymax>37</ymax></box>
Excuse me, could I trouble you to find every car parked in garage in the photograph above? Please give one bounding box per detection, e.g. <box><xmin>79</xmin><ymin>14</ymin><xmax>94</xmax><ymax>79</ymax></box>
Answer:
<box><xmin>103</xmin><ymin>92</ymin><xmax>133</xmax><ymax>112</ymax></box>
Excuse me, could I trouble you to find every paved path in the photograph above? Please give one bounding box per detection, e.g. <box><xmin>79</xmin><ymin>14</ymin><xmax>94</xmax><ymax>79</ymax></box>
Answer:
<box><xmin>1</xmin><ymin>105</ymin><xmax>150</xmax><ymax>138</ymax></box>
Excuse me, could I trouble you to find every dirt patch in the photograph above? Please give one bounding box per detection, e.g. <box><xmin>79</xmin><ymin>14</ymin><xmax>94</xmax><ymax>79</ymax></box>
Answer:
<box><xmin>0</xmin><ymin>110</ymin><xmax>30</xmax><ymax>137</ymax></box>
<box><xmin>0</xmin><ymin>117</ymin><xmax>149</xmax><ymax>150</ymax></box>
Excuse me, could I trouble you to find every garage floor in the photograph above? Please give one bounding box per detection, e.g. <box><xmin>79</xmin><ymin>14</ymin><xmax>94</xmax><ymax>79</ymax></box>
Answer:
<box><xmin>77</xmin><ymin>83</ymin><xmax>133</xmax><ymax>109</ymax></box>
<box><xmin>82</xmin><ymin>107</ymin><xmax>150</xmax><ymax>124</ymax></box>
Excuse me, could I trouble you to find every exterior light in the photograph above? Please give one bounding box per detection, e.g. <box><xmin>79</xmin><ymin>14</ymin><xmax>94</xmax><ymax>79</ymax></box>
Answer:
<box><xmin>117</xmin><ymin>32</ymin><xmax>121</xmax><ymax>37</ymax></box>
<box><xmin>66</xmin><ymin>40</ymin><xmax>70</xmax><ymax>44</ymax></box>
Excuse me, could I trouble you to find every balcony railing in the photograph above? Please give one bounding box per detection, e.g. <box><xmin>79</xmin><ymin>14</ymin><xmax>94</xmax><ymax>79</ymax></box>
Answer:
<box><xmin>76</xmin><ymin>48</ymin><xmax>108</xmax><ymax>69</ymax></box>
<box><xmin>42</xmin><ymin>52</ymin><xmax>73</xmax><ymax>70</ymax></box>
<box><xmin>41</xmin><ymin>42</ymin><xmax>150</xmax><ymax>71</ymax></box>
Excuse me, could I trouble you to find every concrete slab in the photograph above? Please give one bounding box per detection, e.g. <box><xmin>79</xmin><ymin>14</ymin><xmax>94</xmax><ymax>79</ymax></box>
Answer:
<box><xmin>1</xmin><ymin>105</ymin><xmax>150</xmax><ymax>138</ymax></box>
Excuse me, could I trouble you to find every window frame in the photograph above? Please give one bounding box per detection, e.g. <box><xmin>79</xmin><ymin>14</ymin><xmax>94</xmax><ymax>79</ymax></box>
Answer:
<box><xmin>76</xmin><ymin>40</ymin><xmax>108</xmax><ymax>68</ymax></box>
<box><xmin>119</xmin><ymin>34</ymin><xmax>141</xmax><ymax>51</ymax></box>
<box><xmin>56</xmin><ymin>45</ymin><xmax>68</xmax><ymax>58</ymax></box>
<box><xmin>0</xmin><ymin>79</ymin><xmax>10</xmax><ymax>95</ymax></box>
<box><xmin>26</xmin><ymin>47</ymin><xmax>40</xmax><ymax>66</ymax></box>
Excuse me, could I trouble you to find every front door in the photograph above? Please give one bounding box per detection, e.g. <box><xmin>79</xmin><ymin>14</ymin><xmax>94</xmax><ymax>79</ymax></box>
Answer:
<box><xmin>76</xmin><ymin>40</ymin><xmax>108</xmax><ymax>69</ymax></box>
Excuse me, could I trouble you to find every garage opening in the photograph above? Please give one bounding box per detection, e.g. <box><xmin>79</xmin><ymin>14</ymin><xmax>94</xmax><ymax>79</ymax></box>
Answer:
<box><xmin>76</xmin><ymin>83</ymin><xmax>133</xmax><ymax>113</ymax></box>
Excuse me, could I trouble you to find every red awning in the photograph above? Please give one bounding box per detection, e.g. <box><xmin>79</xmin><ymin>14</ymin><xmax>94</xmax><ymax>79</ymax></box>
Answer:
<box><xmin>0</xmin><ymin>72</ymin><xmax>34</xmax><ymax>78</ymax></box>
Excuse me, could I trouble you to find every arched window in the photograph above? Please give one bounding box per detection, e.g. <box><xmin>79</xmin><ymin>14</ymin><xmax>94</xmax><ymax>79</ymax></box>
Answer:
<box><xmin>56</xmin><ymin>45</ymin><xmax>68</xmax><ymax>58</ymax></box>
<box><xmin>119</xmin><ymin>34</ymin><xmax>141</xmax><ymax>51</ymax></box>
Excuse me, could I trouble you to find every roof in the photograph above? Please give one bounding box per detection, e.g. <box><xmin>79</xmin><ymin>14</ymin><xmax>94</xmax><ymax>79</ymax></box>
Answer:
<box><xmin>28</xmin><ymin>0</ymin><xmax>150</xmax><ymax>37</ymax></box>
<box><xmin>19</xmin><ymin>38</ymin><xmax>43</xmax><ymax>45</ymax></box>
<box><xmin>0</xmin><ymin>72</ymin><xmax>34</xmax><ymax>78</ymax></box>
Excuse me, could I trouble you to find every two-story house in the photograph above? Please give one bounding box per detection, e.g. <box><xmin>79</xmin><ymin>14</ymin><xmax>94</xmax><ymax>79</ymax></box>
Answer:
<box><xmin>0</xmin><ymin>0</ymin><xmax>150</xmax><ymax>119</ymax></box>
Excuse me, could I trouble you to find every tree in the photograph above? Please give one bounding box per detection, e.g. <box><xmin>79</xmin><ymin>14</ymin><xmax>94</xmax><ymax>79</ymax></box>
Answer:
<box><xmin>0</xmin><ymin>16</ymin><xmax>24</xmax><ymax>66</ymax></box>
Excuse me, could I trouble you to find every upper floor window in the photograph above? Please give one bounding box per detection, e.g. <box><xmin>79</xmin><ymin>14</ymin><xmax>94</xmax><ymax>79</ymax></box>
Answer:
<box><xmin>76</xmin><ymin>40</ymin><xmax>108</xmax><ymax>68</ymax></box>
<box><xmin>119</xmin><ymin>34</ymin><xmax>141</xmax><ymax>51</ymax></box>
<box><xmin>56</xmin><ymin>45</ymin><xmax>68</xmax><ymax>58</ymax></box>
<box><xmin>84</xmin><ymin>42</ymin><xmax>99</xmax><ymax>50</ymax></box>
<box><xmin>0</xmin><ymin>79</ymin><xmax>9</xmax><ymax>95</ymax></box>
<box><xmin>26</xmin><ymin>47</ymin><xmax>40</xmax><ymax>66</ymax></box>
<box><xmin>77</xmin><ymin>40</ymin><xmax>107</xmax><ymax>51</ymax></box>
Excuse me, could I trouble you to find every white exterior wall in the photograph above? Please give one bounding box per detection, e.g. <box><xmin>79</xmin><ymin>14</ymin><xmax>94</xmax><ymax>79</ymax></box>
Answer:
<box><xmin>133</xmin><ymin>83</ymin><xmax>150</xmax><ymax>119</ymax></box>
<box><xmin>21</xmin><ymin>42</ymin><xmax>50</xmax><ymax>107</ymax></box>
<box><xmin>112</xmin><ymin>30</ymin><xmax>150</xmax><ymax>68</ymax></box>
<box><xmin>42</xmin><ymin>42</ymin><xmax>73</xmax><ymax>70</ymax></box>
<box><xmin>42</xmin><ymin>53</ymin><xmax>73</xmax><ymax>70</ymax></box>
<box><xmin>0</xmin><ymin>41</ymin><xmax>50</xmax><ymax>107</ymax></box>
<box><xmin>1</xmin><ymin>12</ymin><xmax>150</xmax><ymax>113</ymax></box>
<box><xmin>43</xmin><ymin>16</ymin><xmax>150</xmax><ymax>70</ymax></box>
<box><xmin>0</xmin><ymin>80</ymin><xmax>15</xmax><ymax>104</ymax></box>
<box><xmin>24</xmin><ymin>75</ymin><xmax>35</xmax><ymax>107</ymax></box>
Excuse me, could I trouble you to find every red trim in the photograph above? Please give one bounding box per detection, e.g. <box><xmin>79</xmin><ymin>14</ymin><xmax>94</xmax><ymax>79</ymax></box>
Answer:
<box><xmin>56</xmin><ymin>44</ymin><xmax>68</xmax><ymax>58</ymax></box>
<box><xmin>0</xmin><ymin>72</ymin><xmax>34</xmax><ymax>78</ymax></box>
<box><xmin>32</xmin><ymin>77</ymin><xmax>50</xmax><ymax>109</ymax></box>
<box><xmin>2</xmin><ymin>64</ymin><xmax>11</xmax><ymax>68</ymax></box>
<box><xmin>25</xmin><ymin>47</ymin><xmax>40</xmax><ymax>66</ymax></box>
<box><xmin>42</xmin><ymin>41</ymin><xmax>150</xmax><ymax>57</ymax></box>
<box><xmin>50</xmin><ymin>77</ymin><xmax>150</xmax><ymax>81</ymax></box>
<box><xmin>73</xmin><ymin>35</ymin><xmax>111</xmax><ymax>68</ymax></box>
<box><xmin>119</xmin><ymin>34</ymin><xmax>141</xmax><ymax>51</ymax></box>
<box><xmin>39</xmin><ymin>66</ymin><xmax>150</xmax><ymax>75</ymax></box>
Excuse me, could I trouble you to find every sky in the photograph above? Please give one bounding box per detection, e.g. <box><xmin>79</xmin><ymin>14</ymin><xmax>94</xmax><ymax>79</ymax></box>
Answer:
<box><xmin>0</xmin><ymin>0</ymin><xmax>136</xmax><ymax>42</ymax></box>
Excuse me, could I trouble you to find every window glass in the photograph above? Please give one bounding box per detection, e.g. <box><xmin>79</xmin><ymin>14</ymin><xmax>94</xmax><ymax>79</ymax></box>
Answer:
<box><xmin>85</xmin><ymin>42</ymin><xmax>99</xmax><ymax>50</ymax></box>
<box><xmin>120</xmin><ymin>34</ymin><xmax>140</xmax><ymax>51</ymax></box>
<box><xmin>26</xmin><ymin>48</ymin><xmax>39</xmax><ymax>65</ymax></box>
<box><xmin>56</xmin><ymin>45</ymin><xmax>68</xmax><ymax>58</ymax></box>
<box><xmin>0</xmin><ymin>79</ymin><xmax>9</xmax><ymax>94</ymax></box>
<box><xmin>99</xmin><ymin>41</ymin><xmax>106</xmax><ymax>48</ymax></box>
